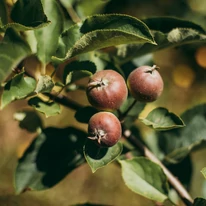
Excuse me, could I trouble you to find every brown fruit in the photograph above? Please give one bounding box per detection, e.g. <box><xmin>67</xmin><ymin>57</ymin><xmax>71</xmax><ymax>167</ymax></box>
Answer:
<box><xmin>127</xmin><ymin>65</ymin><xmax>164</xmax><ymax>102</ymax></box>
<box><xmin>86</xmin><ymin>70</ymin><xmax>128</xmax><ymax>111</ymax></box>
<box><xmin>88</xmin><ymin>112</ymin><xmax>122</xmax><ymax>147</ymax></box>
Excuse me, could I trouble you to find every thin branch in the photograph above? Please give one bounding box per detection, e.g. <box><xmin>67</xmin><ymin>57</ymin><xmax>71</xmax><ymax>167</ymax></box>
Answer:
<box><xmin>67</xmin><ymin>5</ymin><xmax>81</xmax><ymax>23</ymax></box>
<box><xmin>123</xmin><ymin>130</ymin><xmax>193</xmax><ymax>206</ymax></box>
<box><xmin>44</xmin><ymin>93</ymin><xmax>83</xmax><ymax>111</ymax></box>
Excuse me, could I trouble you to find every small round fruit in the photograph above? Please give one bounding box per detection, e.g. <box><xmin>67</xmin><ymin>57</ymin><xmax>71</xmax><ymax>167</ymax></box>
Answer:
<box><xmin>127</xmin><ymin>65</ymin><xmax>164</xmax><ymax>102</ymax></box>
<box><xmin>86</xmin><ymin>70</ymin><xmax>128</xmax><ymax>111</ymax></box>
<box><xmin>88</xmin><ymin>112</ymin><xmax>122</xmax><ymax>147</ymax></box>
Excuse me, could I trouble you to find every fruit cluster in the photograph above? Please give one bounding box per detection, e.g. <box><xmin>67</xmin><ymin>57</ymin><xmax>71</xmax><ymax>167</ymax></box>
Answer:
<box><xmin>86</xmin><ymin>65</ymin><xmax>164</xmax><ymax>147</ymax></box>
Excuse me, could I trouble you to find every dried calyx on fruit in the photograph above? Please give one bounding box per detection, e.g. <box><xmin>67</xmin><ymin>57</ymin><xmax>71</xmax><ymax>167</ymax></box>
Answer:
<box><xmin>86</xmin><ymin>70</ymin><xmax>128</xmax><ymax>111</ymax></box>
<box><xmin>88</xmin><ymin>112</ymin><xmax>122</xmax><ymax>147</ymax></box>
<box><xmin>127</xmin><ymin>65</ymin><xmax>164</xmax><ymax>102</ymax></box>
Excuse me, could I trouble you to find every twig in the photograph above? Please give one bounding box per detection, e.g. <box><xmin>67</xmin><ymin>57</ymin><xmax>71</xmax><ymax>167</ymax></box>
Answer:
<box><xmin>123</xmin><ymin>130</ymin><xmax>193</xmax><ymax>206</ymax></box>
<box><xmin>67</xmin><ymin>5</ymin><xmax>81</xmax><ymax>23</ymax></box>
<box><xmin>119</xmin><ymin>99</ymin><xmax>137</xmax><ymax>121</ymax></box>
<box><xmin>44</xmin><ymin>93</ymin><xmax>83</xmax><ymax>111</ymax></box>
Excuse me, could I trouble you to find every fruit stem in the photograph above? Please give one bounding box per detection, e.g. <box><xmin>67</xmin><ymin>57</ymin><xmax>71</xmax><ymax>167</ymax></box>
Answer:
<box><xmin>119</xmin><ymin>99</ymin><xmax>137</xmax><ymax>121</ymax></box>
<box><xmin>123</xmin><ymin>130</ymin><xmax>194</xmax><ymax>206</ymax></box>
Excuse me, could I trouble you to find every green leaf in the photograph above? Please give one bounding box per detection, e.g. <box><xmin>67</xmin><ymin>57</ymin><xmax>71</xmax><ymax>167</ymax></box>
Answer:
<box><xmin>34</xmin><ymin>0</ymin><xmax>64</xmax><ymax>64</ymax></box>
<box><xmin>193</xmin><ymin>198</ymin><xmax>206</xmax><ymax>206</ymax></box>
<box><xmin>35</xmin><ymin>75</ymin><xmax>54</xmax><ymax>93</ymax></box>
<box><xmin>143</xmin><ymin>16</ymin><xmax>205</xmax><ymax>33</ymax></box>
<box><xmin>28</xmin><ymin>97</ymin><xmax>61</xmax><ymax>117</ymax></box>
<box><xmin>14</xmin><ymin>110</ymin><xmax>43</xmax><ymax>133</ymax></box>
<box><xmin>15</xmin><ymin>127</ymin><xmax>86</xmax><ymax>194</ymax></box>
<box><xmin>119</xmin><ymin>157</ymin><xmax>169</xmax><ymax>203</ymax></box>
<box><xmin>63</xmin><ymin>61</ymin><xmax>96</xmax><ymax>84</ymax></box>
<box><xmin>0</xmin><ymin>28</ymin><xmax>31</xmax><ymax>84</ymax></box>
<box><xmin>201</xmin><ymin>167</ymin><xmax>206</xmax><ymax>179</ymax></box>
<box><xmin>159</xmin><ymin>104</ymin><xmax>206</xmax><ymax>163</ymax></box>
<box><xmin>0</xmin><ymin>0</ymin><xmax>50</xmax><ymax>31</ymax></box>
<box><xmin>54</xmin><ymin>14</ymin><xmax>156</xmax><ymax>61</ymax></box>
<box><xmin>75</xmin><ymin>106</ymin><xmax>98</xmax><ymax>123</ymax></box>
<box><xmin>0</xmin><ymin>0</ymin><xmax>8</xmax><ymax>26</ymax></box>
<box><xmin>113</xmin><ymin>17</ymin><xmax>206</xmax><ymax>64</ymax></box>
<box><xmin>1</xmin><ymin>72</ymin><xmax>36</xmax><ymax>109</ymax></box>
<box><xmin>84</xmin><ymin>140</ymin><xmax>123</xmax><ymax>173</ymax></box>
<box><xmin>140</xmin><ymin>107</ymin><xmax>185</xmax><ymax>131</ymax></box>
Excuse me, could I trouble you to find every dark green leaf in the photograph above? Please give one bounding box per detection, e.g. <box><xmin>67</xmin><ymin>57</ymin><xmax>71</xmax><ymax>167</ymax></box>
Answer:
<box><xmin>15</xmin><ymin>127</ymin><xmax>86</xmax><ymax>193</ymax></box>
<box><xmin>75</xmin><ymin>106</ymin><xmax>98</xmax><ymax>123</ymax></box>
<box><xmin>0</xmin><ymin>0</ymin><xmax>8</xmax><ymax>25</ymax></box>
<box><xmin>63</xmin><ymin>61</ymin><xmax>96</xmax><ymax>84</ymax></box>
<box><xmin>84</xmin><ymin>140</ymin><xmax>123</xmax><ymax>173</ymax></box>
<box><xmin>35</xmin><ymin>75</ymin><xmax>54</xmax><ymax>93</ymax></box>
<box><xmin>140</xmin><ymin>107</ymin><xmax>185</xmax><ymax>131</ymax></box>
<box><xmin>28</xmin><ymin>97</ymin><xmax>61</xmax><ymax>117</ymax></box>
<box><xmin>0</xmin><ymin>28</ymin><xmax>31</xmax><ymax>84</ymax></box>
<box><xmin>142</xmin><ymin>17</ymin><xmax>205</xmax><ymax>33</ymax></box>
<box><xmin>113</xmin><ymin>17</ymin><xmax>206</xmax><ymax>64</ymax></box>
<box><xmin>1</xmin><ymin>0</ymin><xmax>50</xmax><ymax>31</ymax></box>
<box><xmin>159</xmin><ymin>104</ymin><xmax>206</xmax><ymax>163</ymax></box>
<box><xmin>14</xmin><ymin>110</ymin><xmax>43</xmax><ymax>133</ymax></box>
<box><xmin>1</xmin><ymin>72</ymin><xmax>36</xmax><ymax>109</ymax></box>
<box><xmin>11</xmin><ymin>0</ymin><xmax>47</xmax><ymax>27</ymax></box>
<box><xmin>201</xmin><ymin>167</ymin><xmax>206</xmax><ymax>179</ymax></box>
<box><xmin>119</xmin><ymin>157</ymin><xmax>169</xmax><ymax>203</ymax></box>
<box><xmin>193</xmin><ymin>198</ymin><xmax>206</xmax><ymax>206</ymax></box>
<box><xmin>34</xmin><ymin>0</ymin><xmax>64</xmax><ymax>64</ymax></box>
<box><xmin>54</xmin><ymin>14</ymin><xmax>156</xmax><ymax>61</ymax></box>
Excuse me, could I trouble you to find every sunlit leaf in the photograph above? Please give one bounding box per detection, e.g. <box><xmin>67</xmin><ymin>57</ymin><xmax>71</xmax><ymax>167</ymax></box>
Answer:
<box><xmin>15</xmin><ymin>127</ymin><xmax>86</xmax><ymax>194</ymax></box>
<box><xmin>54</xmin><ymin>14</ymin><xmax>156</xmax><ymax>61</ymax></box>
<box><xmin>63</xmin><ymin>61</ymin><xmax>96</xmax><ymax>84</ymax></box>
<box><xmin>84</xmin><ymin>140</ymin><xmax>123</xmax><ymax>173</ymax></box>
<box><xmin>201</xmin><ymin>167</ymin><xmax>206</xmax><ymax>179</ymax></box>
<box><xmin>0</xmin><ymin>28</ymin><xmax>31</xmax><ymax>84</ymax></box>
<box><xmin>1</xmin><ymin>72</ymin><xmax>36</xmax><ymax>109</ymax></box>
<box><xmin>14</xmin><ymin>110</ymin><xmax>43</xmax><ymax>133</ymax></box>
<box><xmin>140</xmin><ymin>107</ymin><xmax>185</xmax><ymax>131</ymax></box>
<box><xmin>119</xmin><ymin>157</ymin><xmax>169</xmax><ymax>202</ymax></box>
<box><xmin>35</xmin><ymin>0</ymin><xmax>64</xmax><ymax>64</ymax></box>
<box><xmin>0</xmin><ymin>0</ymin><xmax>50</xmax><ymax>31</ymax></box>
<box><xmin>35</xmin><ymin>75</ymin><xmax>54</xmax><ymax>93</ymax></box>
<box><xmin>28</xmin><ymin>97</ymin><xmax>61</xmax><ymax>117</ymax></box>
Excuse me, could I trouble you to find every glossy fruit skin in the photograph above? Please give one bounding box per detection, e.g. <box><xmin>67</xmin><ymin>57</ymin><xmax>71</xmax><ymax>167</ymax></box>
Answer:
<box><xmin>127</xmin><ymin>65</ymin><xmax>164</xmax><ymax>102</ymax></box>
<box><xmin>86</xmin><ymin>70</ymin><xmax>128</xmax><ymax>111</ymax></box>
<box><xmin>88</xmin><ymin>112</ymin><xmax>122</xmax><ymax>147</ymax></box>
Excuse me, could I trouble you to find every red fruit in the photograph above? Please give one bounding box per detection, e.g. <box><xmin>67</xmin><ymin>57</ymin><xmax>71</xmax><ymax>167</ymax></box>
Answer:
<box><xmin>127</xmin><ymin>65</ymin><xmax>164</xmax><ymax>102</ymax></box>
<box><xmin>88</xmin><ymin>112</ymin><xmax>122</xmax><ymax>147</ymax></box>
<box><xmin>86</xmin><ymin>70</ymin><xmax>128</xmax><ymax>111</ymax></box>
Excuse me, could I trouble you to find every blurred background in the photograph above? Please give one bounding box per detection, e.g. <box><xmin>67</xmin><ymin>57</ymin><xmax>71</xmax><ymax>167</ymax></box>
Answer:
<box><xmin>1</xmin><ymin>0</ymin><xmax>206</xmax><ymax>205</ymax></box>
